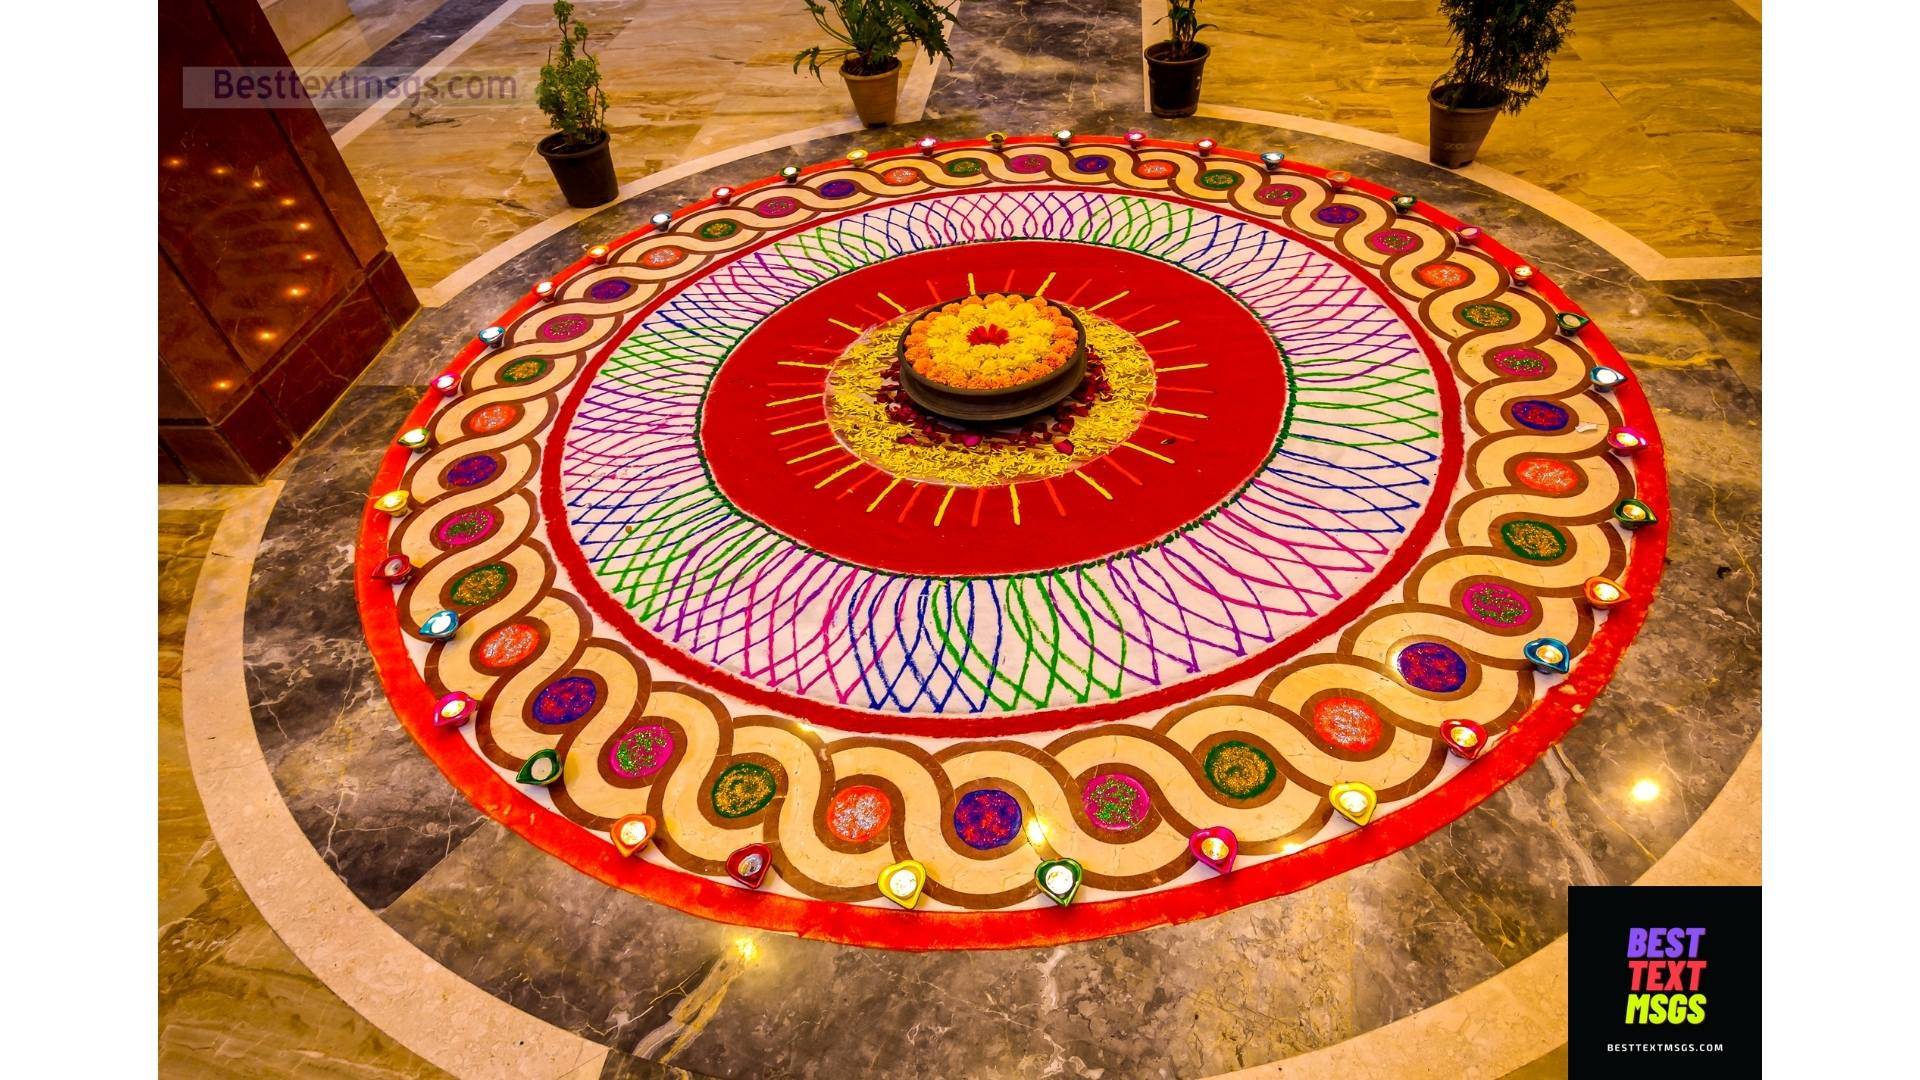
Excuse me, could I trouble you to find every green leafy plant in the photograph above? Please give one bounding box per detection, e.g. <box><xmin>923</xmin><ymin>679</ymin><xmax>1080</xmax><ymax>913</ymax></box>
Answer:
<box><xmin>536</xmin><ymin>1</ymin><xmax>608</xmax><ymax>148</ymax></box>
<box><xmin>1155</xmin><ymin>0</ymin><xmax>1213</xmax><ymax>61</ymax></box>
<box><xmin>1434</xmin><ymin>0</ymin><xmax>1576</xmax><ymax>113</ymax></box>
<box><xmin>792</xmin><ymin>0</ymin><xmax>957</xmax><ymax>78</ymax></box>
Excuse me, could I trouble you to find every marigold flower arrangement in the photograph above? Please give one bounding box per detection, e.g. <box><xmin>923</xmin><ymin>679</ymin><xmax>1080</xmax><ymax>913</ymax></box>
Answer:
<box><xmin>903</xmin><ymin>293</ymin><xmax>1079</xmax><ymax>389</ymax></box>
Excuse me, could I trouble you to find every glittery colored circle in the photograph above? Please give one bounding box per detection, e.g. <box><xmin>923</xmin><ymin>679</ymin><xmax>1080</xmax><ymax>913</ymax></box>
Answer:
<box><xmin>498</xmin><ymin>356</ymin><xmax>551</xmax><ymax>384</ymax></box>
<box><xmin>944</xmin><ymin>158</ymin><xmax>984</xmax><ymax>177</ymax></box>
<box><xmin>1500</xmin><ymin>519</ymin><xmax>1569</xmax><ymax>561</ymax></box>
<box><xmin>1461</xmin><ymin>582</ymin><xmax>1535</xmax><ymax>627</ymax></box>
<box><xmin>1312</xmin><ymin>697</ymin><xmax>1382</xmax><ymax>751</ymax></box>
<box><xmin>538</xmin><ymin>314</ymin><xmax>591</xmax><ymax>342</ymax></box>
<box><xmin>1254</xmin><ymin>183</ymin><xmax>1303</xmax><ymax>205</ymax></box>
<box><xmin>475</xmin><ymin>622</ymin><xmax>541</xmax><ymax>669</ymax></box>
<box><xmin>1314</xmin><ymin>204</ymin><xmax>1362</xmax><ymax>225</ymax></box>
<box><xmin>1080</xmin><ymin>773</ymin><xmax>1150</xmax><ymax>831</ymax></box>
<box><xmin>532</xmin><ymin>676</ymin><xmax>598</xmax><ymax>725</ymax></box>
<box><xmin>1458</xmin><ymin>302</ymin><xmax>1517</xmax><ymax>329</ymax></box>
<box><xmin>696</xmin><ymin>220</ymin><xmax>738</xmax><ymax>241</ymax></box>
<box><xmin>1396</xmin><ymin>641</ymin><xmax>1470</xmax><ymax>693</ymax></box>
<box><xmin>1367</xmin><ymin>227</ymin><xmax>1420</xmax><ymax>254</ymax></box>
<box><xmin>711</xmin><ymin>763</ymin><xmax>777</xmax><ymax>818</ymax></box>
<box><xmin>819</xmin><ymin>179</ymin><xmax>857</xmax><ymax>198</ymax></box>
<box><xmin>1007</xmin><ymin>154</ymin><xmax>1048</xmax><ymax>174</ymax></box>
<box><xmin>1511</xmin><ymin>399</ymin><xmax>1571</xmax><ymax>432</ymax></box>
<box><xmin>1135</xmin><ymin>160</ymin><xmax>1176</xmax><ymax>179</ymax></box>
<box><xmin>448</xmin><ymin>563</ymin><xmax>510</xmax><ymax>607</ymax></box>
<box><xmin>1204</xmin><ymin>740</ymin><xmax>1277</xmax><ymax>800</ymax></box>
<box><xmin>952</xmin><ymin>789</ymin><xmax>1023</xmax><ymax>850</ymax></box>
<box><xmin>1513</xmin><ymin>456</ymin><xmax>1582</xmax><ymax>494</ymax></box>
<box><xmin>1487</xmin><ymin>346</ymin><xmax>1552</xmax><ymax>378</ymax></box>
<box><xmin>881</xmin><ymin>166</ymin><xmax>921</xmax><ymax>184</ymax></box>
<box><xmin>640</xmin><ymin>245</ymin><xmax>688</xmax><ymax>268</ymax></box>
<box><xmin>826</xmin><ymin>784</ymin><xmax>892</xmax><ymax>843</ymax></box>
<box><xmin>1415</xmin><ymin>262</ymin><xmax>1471</xmax><ymax>289</ymax></box>
<box><xmin>1071</xmin><ymin>155</ymin><xmax>1112</xmax><ymax>173</ymax></box>
<box><xmin>587</xmin><ymin>279</ymin><xmax>633</xmax><ymax>301</ymax></box>
<box><xmin>435</xmin><ymin>506</ymin><xmax>498</xmax><ymax>547</ymax></box>
<box><xmin>465</xmin><ymin>402</ymin><xmax>520</xmax><ymax>435</ymax></box>
<box><xmin>1197</xmin><ymin>169</ymin><xmax>1239</xmax><ymax>189</ymax></box>
<box><xmin>754</xmin><ymin>195</ymin><xmax>800</xmax><ymax>218</ymax></box>
<box><xmin>608</xmin><ymin>724</ymin><xmax>674</xmax><ymax>779</ymax></box>
<box><xmin>445</xmin><ymin>453</ymin><xmax>499</xmax><ymax>487</ymax></box>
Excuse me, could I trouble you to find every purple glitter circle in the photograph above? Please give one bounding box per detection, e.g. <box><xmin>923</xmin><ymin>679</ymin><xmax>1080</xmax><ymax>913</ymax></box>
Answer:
<box><xmin>435</xmin><ymin>506</ymin><xmax>498</xmax><ymax>547</ymax></box>
<box><xmin>587</xmin><ymin>279</ymin><xmax>633</xmax><ymax>301</ymax></box>
<box><xmin>1461</xmin><ymin>582</ymin><xmax>1535</xmax><ymax>628</ymax></box>
<box><xmin>537</xmin><ymin>314</ymin><xmax>590</xmax><ymax>342</ymax></box>
<box><xmin>1072</xmin><ymin>155</ymin><xmax>1113</xmax><ymax>173</ymax></box>
<box><xmin>608</xmin><ymin>724</ymin><xmax>675</xmax><ymax>779</ymax></box>
<box><xmin>1081</xmin><ymin>773</ymin><xmax>1150</xmax><ymax>832</ymax></box>
<box><xmin>1314</xmin><ymin>204</ymin><xmax>1362</xmax><ymax>225</ymax></box>
<box><xmin>953</xmin><ymin>789</ymin><xmax>1024</xmax><ymax>850</ymax></box>
<box><xmin>1395</xmin><ymin>642</ymin><xmax>1470</xmax><ymax>693</ymax></box>
<box><xmin>1511</xmin><ymin>399</ymin><xmax>1572</xmax><ymax>432</ymax></box>
<box><xmin>819</xmin><ymin>179</ymin><xmax>857</xmax><ymax>199</ymax></box>
<box><xmin>445</xmin><ymin>454</ymin><xmax>499</xmax><ymax>488</ymax></box>
<box><xmin>754</xmin><ymin>195</ymin><xmax>800</xmax><ymax>218</ymax></box>
<box><xmin>532</xmin><ymin>676</ymin><xmax>598</xmax><ymax>725</ymax></box>
<box><xmin>1007</xmin><ymin>154</ymin><xmax>1049</xmax><ymax>174</ymax></box>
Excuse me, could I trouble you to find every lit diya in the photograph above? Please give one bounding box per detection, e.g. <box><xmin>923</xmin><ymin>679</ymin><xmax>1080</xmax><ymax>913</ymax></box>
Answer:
<box><xmin>1613</xmin><ymin>499</ymin><xmax>1658</xmax><ymax>529</ymax></box>
<box><xmin>418</xmin><ymin>608</ymin><xmax>460</xmax><ymax>641</ymax></box>
<box><xmin>1035</xmin><ymin>857</ymin><xmax>1083</xmax><ymax>906</ymax></box>
<box><xmin>1329</xmin><ymin>781</ymin><xmax>1377</xmax><ymax>825</ymax></box>
<box><xmin>1606</xmin><ymin>428</ymin><xmax>1649</xmax><ymax>455</ymax></box>
<box><xmin>1523</xmin><ymin>637</ymin><xmax>1571</xmax><ymax>675</ymax></box>
<box><xmin>396</xmin><ymin>426</ymin><xmax>431</xmax><ymax>452</ymax></box>
<box><xmin>433</xmin><ymin>691</ymin><xmax>477</xmax><ymax>728</ymax></box>
<box><xmin>1189</xmin><ymin>826</ymin><xmax>1238</xmax><ymax>875</ymax></box>
<box><xmin>370</xmin><ymin>554</ymin><xmax>414</xmax><ymax>584</ymax></box>
<box><xmin>1584</xmin><ymin>575</ymin><xmax>1630</xmax><ymax>609</ymax></box>
<box><xmin>516</xmin><ymin>747</ymin><xmax>563</xmax><ymax>786</ymax></box>
<box><xmin>878</xmin><ymin>859</ymin><xmax>927</xmax><ymax>909</ymax></box>
<box><xmin>727</xmin><ymin>843</ymin><xmax>772</xmax><ymax>889</ymax></box>
<box><xmin>1440</xmin><ymin>718</ymin><xmax>1487</xmax><ymax>760</ymax></box>
<box><xmin>610</xmin><ymin>813</ymin><xmax>656</xmax><ymax>856</ymax></box>
<box><xmin>372</xmin><ymin>489</ymin><xmax>411</xmax><ymax>516</ymax></box>
<box><xmin>1588</xmin><ymin>364</ymin><xmax>1627</xmax><ymax>392</ymax></box>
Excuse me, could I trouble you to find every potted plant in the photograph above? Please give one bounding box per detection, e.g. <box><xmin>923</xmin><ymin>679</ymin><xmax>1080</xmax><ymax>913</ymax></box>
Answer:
<box><xmin>793</xmin><ymin>0</ymin><xmax>957</xmax><ymax>128</ymax></box>
<box><xmin>1429</xmin><ymin>0</ymin><xmax>1575</xmax><ymax>168</ymax></box>
<box><xmin>535</xmin><ymin>1</ymin><xmax>617</xmax><ymax>207</ymax></box>
<box><xmin>1145</xmin><ymin>0</ymin><xmax>1212</xmax><ymax>118</ymax></box>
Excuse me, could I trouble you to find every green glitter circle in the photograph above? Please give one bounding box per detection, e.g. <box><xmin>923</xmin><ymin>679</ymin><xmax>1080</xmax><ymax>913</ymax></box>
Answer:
<box><xmin>1500</xmin><ymin>520</ymin><xmax>1569</xmax><ymax>561</ymax></box>
<box><xmin>1197</xmin><ymin>169</ymin><xmax>1240</xmax><ymax>190</ymax></box>
<box><xmin>1204</xmin><ymin>740</ymin><xmax>1277</xmax><ymax>799</ymax></box>
<box><xmin>697</xmin><ymin>220</ymin><xmax>739</xmax><ymax>241</ymax></box>
<box><xmin>943</xmin><ymin>158</ymin><xmax>983</xmax><ymax>177</ymax></box>
<box><xmin>499</xmin><ymin>357</ymin><xmax>551</xmax><ymax>384</ymax></box>
<box><xmin>710</xmin><ymin>762</ymin><xmax>777</xmax><ymax>818</ymax></box>
<box><xmin>448</xmin><ymin>563</ymin><xmax>511</xmax><ymax>607</ymax></box>
<box><xmin>1459</xmin><ymin>302</ymin><xmax>1518</xmax><ymax>329</ymax></box>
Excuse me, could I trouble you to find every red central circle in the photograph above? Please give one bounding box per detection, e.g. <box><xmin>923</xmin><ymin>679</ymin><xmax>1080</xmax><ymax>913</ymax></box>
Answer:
<box><xmin>699</xmin><ymin>241</ymin><xmax>1288</xmax><ymax>576</ymax></box>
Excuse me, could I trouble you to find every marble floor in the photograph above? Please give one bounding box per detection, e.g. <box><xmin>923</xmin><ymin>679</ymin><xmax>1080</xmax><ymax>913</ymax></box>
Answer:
<box><xmin>158</xmin><ymin>1</ymin><xmax>1763</xmax><ymax>1075</ymax></box>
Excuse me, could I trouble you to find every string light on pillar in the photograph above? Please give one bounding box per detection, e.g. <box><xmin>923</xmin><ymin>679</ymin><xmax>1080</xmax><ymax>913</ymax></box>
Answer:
<box><xmin>418</xmin><ymin>608</ymin><xmax>460</xmax><ymax>641</ymax></box>
<box><xmin>610</xmin><ymin>813</ymin><xmax>657</xmax><ymax>856</ymax></box>
<box><xmin>878</xmin><ymin>859</ymin><xmax>927</xmax><ymax>909</ymax></box>
<box><xmin>1605</xmin><ymin>427</ymin><xmax>1650</xmax><ymax>455</ymax></box>
<box><xmin>1189</xmin><ymin>826</ymin><xmax>1238</xmax><ymax>875</ymax></box>
<box><xmin>1523</xmin><ymin>636</ymin><xmax>1572</xmax><ymax>675</ymax></box>
<box><xmin>515</xmin><ymin>747</ymin><xmax>563</xmax><ymax>786</ymax></box>
<box><xmin>1329</xmin><ymin>781</ymin><xmax>1378</xmax><ymax>825</ymax></box>
<box><xmin>395</xmin><ymin>426</ymin><xmax>432</xmax><ymax>452</ymax></box>
<box><xmin>726</xmin><ymin>843</ymin><xmax>772</xmax><ymax>889</ymax></box>
<box><xmin>372</xmin><ymin>489</ymin><xmax>411</xmax><ymax>516</ymax></box>
<box><xmin>1613</xmin><ymin>498</ymin><xmax>1658</xmax><ymax>530</ymax></box>
<box><xmin>1584</xmin><ymin>575</ymin><xmax>1630</xmax><ymax>609</ymax></box>
<box><xmin>433</xmin><ymin>691</ymin><xmax>477</xmax><ymax>728</ymax></box>
<box><xmin>1588</xmin><ymin>364</ymin><xmax>1627</xmax><ymax>392</ymax></box>
<box><xmin>1035</xmin><ymin>857</ymin><xmax>1083</xmax><ymax>906</ymax></box>
<box><xmin>370</xmin><ymin>554</ymin><xmax>413</xmax><ymax>584</ymax></box>
<box><xmin>1440</xmin><ymin>718</ymin><xmax>1488</xmax><ymax>760</ymax></box>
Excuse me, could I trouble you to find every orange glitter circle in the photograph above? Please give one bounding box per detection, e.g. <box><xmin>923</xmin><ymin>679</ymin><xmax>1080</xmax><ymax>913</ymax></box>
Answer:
<box><xmin>1512</xmin><ymin>456</ymin><xmax>1582</xmax><ymax>495</ymax></box>
<box><xmin>1415</xmin><ymin>262</ymin><xmax>1471</xmax><ymax>289</ymax></box>
<box><xmin>825</xmin><ymin>784</ymin><xmax>892</xmax><ymax>844</ymax></box>
<box><xmin>466</xmin><ymin>402</ymin><xmax>522</xmax><ymax>435</ymax></box>
<box><xmin>1311</xmin><ymin>696</ymin><xmax>1382</xmax><ymax>751</ymax></box>
<box><xmin>475</xmin><ymin>623</ymin><xmax>541</xmax><ymax>669</ymax></box>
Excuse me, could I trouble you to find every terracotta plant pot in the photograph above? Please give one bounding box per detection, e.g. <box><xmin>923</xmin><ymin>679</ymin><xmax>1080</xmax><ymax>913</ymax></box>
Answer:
<box><xmin>537</xmin><ymin>130</ymin><xmax>618</xmax><ymax>208</ymax></box>
<box><xmin>1144</xmin><ymin>42</ymin><xmax>1210</xmax><ymax>119</ymax></box>
<box><xmin>1427</xmin><ymin>84</ymin><xmax>1503</xmax><ymax>168</ymax></box>
<box><xmin>840</xmin><ymin>61</ymin><xmax>901</xmax><ymax>127</ymax></box>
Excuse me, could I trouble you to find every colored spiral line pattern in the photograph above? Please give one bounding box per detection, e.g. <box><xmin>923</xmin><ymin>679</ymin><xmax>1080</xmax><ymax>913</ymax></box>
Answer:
<box><xmin>359</xmin><ymin>137</ymin><xmax>1665</xmax><ymax>943</ymax></box>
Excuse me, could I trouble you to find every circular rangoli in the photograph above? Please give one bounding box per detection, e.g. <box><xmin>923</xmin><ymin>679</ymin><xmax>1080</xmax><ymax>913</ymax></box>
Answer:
<box><xmin>358</xmin><ymin>136</ymin><xmax>1668</xmax><ymax>949</ymax></box>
